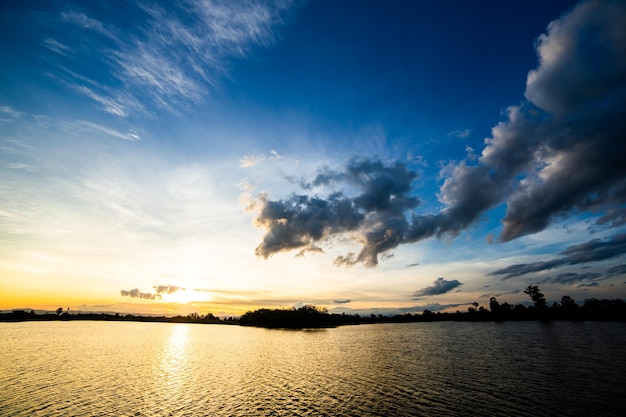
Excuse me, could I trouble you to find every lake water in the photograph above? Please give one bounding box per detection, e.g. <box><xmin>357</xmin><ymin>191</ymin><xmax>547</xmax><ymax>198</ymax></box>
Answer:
<box><xmin>1</xmin><ymin>321</ymin><xmax>625</xmax><ymax>416</ymax></box>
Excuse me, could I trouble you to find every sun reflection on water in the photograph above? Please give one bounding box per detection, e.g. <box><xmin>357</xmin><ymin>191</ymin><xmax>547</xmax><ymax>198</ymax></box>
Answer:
<box><xmin>154</xmin><ymin>324</ymin><xmax>192</xmax><ymax>399</ymax></box>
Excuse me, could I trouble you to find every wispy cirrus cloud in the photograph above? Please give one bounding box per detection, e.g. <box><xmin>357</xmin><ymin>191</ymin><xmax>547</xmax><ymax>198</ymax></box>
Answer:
<box><xmin>45</xmin><ymin>0</ymin><xmax>292</xmax><ymax>117</ymax></box>
<box><xmin>448</xmin><ymin>128</ymin><xmax>472</xmax><ymax>139</ymax></box>
<box><xmin>60</xmin><ymin>9</ymin><xmax>119</xmax><ymax>41</ymax></box>
<box><xmin>63</xmin><ymin>120</ymin><xmax>141</xmax><ymax>142</ymax></box>
<box><xmin>240</xmin><ymin>150</ymin><xmax>282</xmax><ymax>168</ymax></box>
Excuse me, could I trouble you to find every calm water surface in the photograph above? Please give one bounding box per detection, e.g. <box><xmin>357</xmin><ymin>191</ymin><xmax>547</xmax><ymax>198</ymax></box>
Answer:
<box><xmin>1</xmin><ymin>321</ymin><xmax>625</xmax><ymax>416</ymax></box>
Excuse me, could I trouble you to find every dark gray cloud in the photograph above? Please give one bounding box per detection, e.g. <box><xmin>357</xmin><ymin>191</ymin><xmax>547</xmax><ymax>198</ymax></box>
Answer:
<box><xmin>578</xmin><ymin>282</ymin><xmax>600</xmax><ymax>288</ymax></box>
<box><xmin>478</xmin><ymin>289</ymin><xmax>520</xmax><ymax>299</ymax></box>
<box><xmin>550</xmin><ymin>272</ymin><xmax>603</xmax><ymax>285</ymax></box>
<box><xmin>253</xmin><ymin>158</ymin><xmax>422</xmax><ymax>267</ymax></box>
<box><xmin>595</xmin><ymin>207</ymin><xmax>626</xmax><ymax>228</ymax></box>
<box><xmin>252</xmin><ymin>1</ymin><xmax>626</xmax><ymax>266</ymax></box>
<box><xmin>488</xmin><ymin>233</ymin><xmax>626</xmax><ymax>279</ymax></box>
<box><xmin>412</xmin><ymin>277</ymin><xmax>463</xmax><ymax>298</ymax></box>
<box><xmin>120</xmin><ymin>288</ymin><xmax>160</xmax><ymax>300</ymax></box>
<box><xmin>606</xmin><ymin>264</ymin><xmax>626</xmax><ymax>277</ymax></box>
<box><xmin>439</xmin><ymin>0</ymin><xmax>626</xmax><ymax>243</ymax></box>
<box><xmin>333</xmin><ymin>299</ymin><xmax>351</xmax><ymax>304</ymax></box>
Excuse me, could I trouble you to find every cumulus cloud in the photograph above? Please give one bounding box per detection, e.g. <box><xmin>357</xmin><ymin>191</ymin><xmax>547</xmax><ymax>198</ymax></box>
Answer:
<box><xmin>488</xmin><ymin>233</ymin><xmax>626</xmax><ymax>280</ymax></box>
<box><xmin>412</xmin><ymin>277</ymin><xmax>463</xmax><ymax>298</ymax></box>
<box><xmin>250</xmin><ymin>1</ymin><xmax>626</xmax><ymax>266</ymax></box>
<box><xmin>120</xmin><ymin>285</ymin><xmax>183</xmax><ymax>299</ymax></box>
<box><xmin>252</xmin><ymin>157</ymin><xmax>424</xmax><ymax>266</ymax></box>
<box><xmin>120</xmin><ymin>288</ymin><xmax>160</xmax><ymax>300</ymax></box>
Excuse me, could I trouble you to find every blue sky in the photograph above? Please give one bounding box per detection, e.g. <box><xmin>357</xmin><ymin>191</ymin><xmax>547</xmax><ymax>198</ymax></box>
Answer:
<box><xmin>1</xmin><ymin>0</ymin><xmax>625</xmax><ymax>316</ymax></box>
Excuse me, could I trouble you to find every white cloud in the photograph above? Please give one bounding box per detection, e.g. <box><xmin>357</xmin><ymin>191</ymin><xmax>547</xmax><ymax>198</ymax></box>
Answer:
<box><xmin>74</xmin><ymin>85</ymin><xmax>128</xmax><ymax>117</ymax></box>
<box><xmin>448</xmin><ymin>128</ymin><xmax>472</xmax><ymax>138</ymax></box>
<box><xmin>240</xmin><ymin>150</ymin><xmax>282</xmax><ymax>168</ymax></box>
<box><xmin>65</xmin><ymin>120</ymin><xmax>141</xmax><ymax>142</ymax></box>
<box><xmin>47</xmin><ymin>1</ymin><xmax>292</xmax><ymax>117</ymax></box>
<box><xmin>41</xmin><ymin>38</ymin><xmax>72</xmax><ymax>56</ymax></box>
<box><xmin>61</xmin><ymin>10</ymin><xmax>118</xmax><ymax>41</ymax></box>
<box><xmin>0</xmin><ymin>105</ymin><xmax>24</xmax><ymax>119</ymax></box>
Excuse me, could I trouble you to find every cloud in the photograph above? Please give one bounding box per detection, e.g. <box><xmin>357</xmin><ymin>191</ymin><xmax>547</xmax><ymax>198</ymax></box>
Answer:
<box><xmin>60</xmin><ymin>10</ymin><xmax>118</xmax><ymax>41</ymax></box>
<box><xmin>251</xmin><ymin>157</ymin><xmax>422</xmax><ymax>266</ymax></box>
<box><xmin>333</xmin><ymin>299</ymin><xmax>351</xmax><ymax>304</ymax></box>
<box><xmin>412</xmin><ymin>277</ymin><xmax>463</xmax><ymax>298</ymax></box>
<box><xmin>45</xmin><ymin>1</ymin><xmax>292</xmax><ymax>117</ymax></box>
<box><xmin>0</xmin><ymin>105</ymin><xmax>24</xmax><ymax>119</ymax></box>
<box><xmin>120</xmin><ymin>288</ymin><xmax>160</xmax><ymax>300</ymax></box>
<box><xmin>250</xmin><ymin>0</ymin><xmax>626</xmax><ymax>266</ymax></box>
<box><xmin>153</xmin><ymin>285</ymin><xmax>182</xmax><ymax>294</ymax></box>
<box><xmin>490</xmin><ymin>0</ymin><xmax>626</xmax><ymax>241</ymax></box>
<box><xmin>550</xmin><ymin>272</ymin><xmax>603</xmax><ymax>284</ymax></box>
<box><xmin>606</xmin><ymin>264</ymin><xmax>626</xmax><ymax>277</ymax></box>
<box><xmin>73</xmin><ymin>85</ymin><xmax>129</xmax><ymax>117</ymax></box>
<box><xmin>448</xmin><ymin>128</ymin><xmax>472</xmax><ymax>138</ymax></box>
<box><xmin>488</xmin><ymin>233</ymin><xmax>626</xmax><ymax>280</ymax></box>
<box><xmin>479</xmin><ymin>289</ymin><xmax>520</xmax><ymax>299</ymax></box>
<box><xmin>240</xmin><ymin>150</ymin><xmax>281</xmax><ymax>168</ymax></box>
<box><xmin>41</xmin><ymin>38</ymin><xmax>72</xmax><ymax>56</ymax></box>
<box><xmin>120</xmin><ymin>285</ymin><xmax>183</xmax><ymax>300</ymax></box>
<box><xmin>64</xmin><ymin>120</ymin><xmax>141</xmax><ymax>142</ymax></box>
<box><xmin>595</xmin><ymin>207</ymin><xmax>626</xmax><ymax>228</ymax></box>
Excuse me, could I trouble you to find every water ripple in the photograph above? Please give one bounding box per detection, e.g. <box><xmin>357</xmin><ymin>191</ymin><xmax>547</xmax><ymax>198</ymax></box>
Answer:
<box><xmin>1</xmin><ymin>321</ymin><xmax>626</xmax><ymax>416</ymax></box>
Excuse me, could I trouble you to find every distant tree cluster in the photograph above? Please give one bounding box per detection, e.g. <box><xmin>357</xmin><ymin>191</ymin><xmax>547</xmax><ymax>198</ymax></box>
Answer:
<box><xmin>2</xmin><ymin>287</ymin><xmax>625</xmax><ymax>326</ymax></box>
<box><xmin>0</xmin><ymin>310</ymin><xmax>230</xmax><ymax>324</ymax></box>
<box><xmin>239</xmin><ymin>287</ymin><xmax>626</xmax><ymax>327</ymax></box>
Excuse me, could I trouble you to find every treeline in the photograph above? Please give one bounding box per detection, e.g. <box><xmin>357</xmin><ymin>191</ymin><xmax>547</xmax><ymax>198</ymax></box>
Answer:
<box><xmin>0</xmin><ymin>310</ymin><xmax>233</xmax><ymax>324</ymax></box>
<box><xmin>2</xmin><ymin>287</ymin><xmax>625</xmax><ymax>327</ymax></box>
<box><xmin>238</xmin><ymin>286</ymin><xmax>626</xmax><ymax>328</ymax></box>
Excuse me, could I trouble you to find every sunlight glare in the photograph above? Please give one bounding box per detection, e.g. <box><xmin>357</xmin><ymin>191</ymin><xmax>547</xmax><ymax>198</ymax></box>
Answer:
<box><xmin>161</xmin><ymin>289</ymin><xmax>210</xmax><ymax>304</ymax></box>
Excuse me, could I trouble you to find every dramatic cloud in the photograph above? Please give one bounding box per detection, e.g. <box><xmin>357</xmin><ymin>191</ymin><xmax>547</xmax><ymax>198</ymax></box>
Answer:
<box><xmin>412</xmin><ymin>278</ymin><xmax>463</xmax><ymax>298</ymax></box>
<box><xmin>252</xmin><ymin>157</ymin><xmax>427</xmax><ymax>266</ymax></box>
<box><xmin>120</xmin><ymin>288</ymin><xmax>160</xmax><ymax>300</ymax></box>
<box><xmin>249</xmin><ymin>1</ymin><xmax>626</xmax><ymax>267</ymax></box>
<box><xmin>489</xmin><ymin>233</ymin><xmax>626</xmax><ymax>280</ymax></box>
<box><xmin>438</xmin><ymin>0</ymin><xmax>626</xmax><ymax>241</ymax></box>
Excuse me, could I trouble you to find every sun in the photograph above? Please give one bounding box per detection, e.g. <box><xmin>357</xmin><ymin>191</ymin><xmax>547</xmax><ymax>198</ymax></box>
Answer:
<box><xmin>161</xmin><ymin>289</ymin><xmax>209</xmax><ymax>304</ymax></box>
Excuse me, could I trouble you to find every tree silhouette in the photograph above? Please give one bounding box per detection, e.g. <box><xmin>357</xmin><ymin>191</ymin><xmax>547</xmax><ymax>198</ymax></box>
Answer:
<box><xmin>524</xmin><ymin>285</ymin><xmax>547</xmax><ymax>309</ymax></box>
<box><xmin>56</xmin><ymin>307</ymin><xmax>64</xmax><ymax>316</ymax></box>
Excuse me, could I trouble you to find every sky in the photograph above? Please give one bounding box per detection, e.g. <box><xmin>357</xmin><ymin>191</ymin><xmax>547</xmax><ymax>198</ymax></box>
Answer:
<box><xmin>1</xmin><ymin>0</ymin><xmax>625</xmax><ymax>317</ymax></box>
